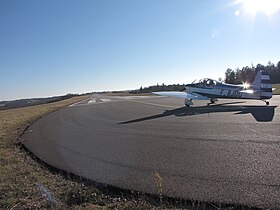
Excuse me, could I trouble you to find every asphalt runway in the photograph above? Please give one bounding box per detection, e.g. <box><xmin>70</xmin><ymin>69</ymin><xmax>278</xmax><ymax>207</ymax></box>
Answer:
<box><xmin>23</xmin><ymin>94</ymin><xmax>280</xmax><ymax>208</ymax></box>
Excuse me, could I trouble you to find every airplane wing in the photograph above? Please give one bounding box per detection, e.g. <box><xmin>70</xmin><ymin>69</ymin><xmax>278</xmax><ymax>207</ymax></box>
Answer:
<box><xmin>152</xmin><ymin>91</ymin><xmax>209</xmax><ymax>100</ymax></box>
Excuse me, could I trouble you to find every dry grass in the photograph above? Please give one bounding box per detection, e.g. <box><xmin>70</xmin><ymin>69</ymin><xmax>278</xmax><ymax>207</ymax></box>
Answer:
<box><xmin>0</xmin><ymin>95</ymin><xmax>102</xmax><ymax>209</ymax></box>
<box><xmin>273</xmin><ymin>84</ymin><xmax>280</xmax><ymax>95</ymax></box>
<box><xmin>0</xmin><ymin>95</ymin><xmax>166</xmax><ymax>209</ymax></box>
<box><xmin>0</xmin><ymin>94</ymin><xmax>255</xmax><ymax>209</ymax></box>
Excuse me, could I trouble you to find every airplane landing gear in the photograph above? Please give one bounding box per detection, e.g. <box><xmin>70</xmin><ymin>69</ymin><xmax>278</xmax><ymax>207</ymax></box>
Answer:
<box><xmin>262</xmin><ymin>100</ymin><xmax>269</xmax><ymax>105</ymax></box>
<box><xmin>185</xmin><ymin>98</ymin><xmax>193</xmax><ymax>107</ymax></box>
<box><xmin>209</xmin><ymin>98</ymin><xmax>218</xmax><ymax>104</ymax></box>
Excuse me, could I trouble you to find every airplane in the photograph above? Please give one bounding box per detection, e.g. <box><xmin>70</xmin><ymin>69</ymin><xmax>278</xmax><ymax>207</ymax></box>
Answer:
<box><xmin>153</xmin><ymin>70</ymin><xmax>273</xmax><ymax>106</ymax></box>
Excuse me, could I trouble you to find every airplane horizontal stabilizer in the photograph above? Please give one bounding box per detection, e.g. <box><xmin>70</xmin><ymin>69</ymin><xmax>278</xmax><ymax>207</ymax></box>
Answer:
<box><xmin>239</xmin><ymin>90</ymin><xmax>261</xmax><ymax>94</ymax></box>
<box><xmin>152</xmin><ymin>91</ymin><xmax>209</xmax><ymax>100</ymax></box>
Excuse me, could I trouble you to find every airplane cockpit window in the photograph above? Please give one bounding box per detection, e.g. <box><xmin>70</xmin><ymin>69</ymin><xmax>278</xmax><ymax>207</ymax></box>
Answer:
<box><xmin>197</xmin><ymin>79</ymin><xmax>206</xmax><ymax>86</ymax></box>
<box><xmin>196</xmin><ymin>78</ymin><xmax>217</xmax><ymax>87</ymax></box>
<box><xmin>206</xmin><ymin>79</ymin><xmax>216</xmax><ymax>86</ymax></box>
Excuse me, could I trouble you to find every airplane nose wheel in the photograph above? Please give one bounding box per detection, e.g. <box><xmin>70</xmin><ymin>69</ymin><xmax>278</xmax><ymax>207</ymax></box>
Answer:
<box><xmin>263</xmin><ymin>100</ymin><xmax>269</xmax><ymax>105</ymax></box>
<box><xmin>185</xmin><ymin>99</ymin><xmax>193</xmax><ymax>107</ymax></box>
<box><xmin>209</xmin><ymin>98</ymin><xmax>218</xmax><ymax>105</ymax></box>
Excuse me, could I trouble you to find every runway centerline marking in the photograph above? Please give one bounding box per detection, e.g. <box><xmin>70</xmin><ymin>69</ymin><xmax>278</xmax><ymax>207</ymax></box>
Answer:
<box><xmin>129</xmin><ymin>100</ymin><xmax>177</xmax><ymax>108</ymax></box>
<box><xmin>100</xmin><ymin>98</ymin><xmax>111</xmax><ymax>102</ymax></box>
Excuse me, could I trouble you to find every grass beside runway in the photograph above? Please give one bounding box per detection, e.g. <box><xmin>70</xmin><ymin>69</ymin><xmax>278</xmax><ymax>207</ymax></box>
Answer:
<box><xmin>0</xmin><ymin>96</ymin><xmax>90</xmax><ymax>208</ymax></box>
<box><xmin>273</xmin><ymin>84</ymin><xmax>280</xmax><ymax>95</ymax></box>
<box><xmin>0</xmin><ymin>94</ymin><xmax>262</xmax><ymax>209</ymax></box>
<box><xmin>0</xmin><ymin>95</ymin><xmax>165</xmax><ymax>209</ymax></box>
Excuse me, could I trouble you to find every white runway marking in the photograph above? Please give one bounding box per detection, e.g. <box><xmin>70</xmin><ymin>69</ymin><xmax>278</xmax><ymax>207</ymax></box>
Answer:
<box><xmin>129</xmin><ymin>100</ymin><xmax>177</xmax><ymax>108</ymax></box>
<box><xmin>69</xmin><ymin>97</ymin><xmax>115</xmax><ymax>107</ymax></box>
<box><xmin>100</xmin><ymin>98</ymin><xmax>111</xmax><ymax>102</ymax></box>
<box><xmin>68</xmin><ymin>97</ymin><xmax>91</xmax><ymax>107</ymax></box>
<box><xmin>69</xmin><ymin>95</ymin><xmax>161</xmax><ymax>107</ymax></box>
<box><xmin>88</xmin><ymin>99</ymin><xmax>96</xmax><ymax>103</ymax></box>
<box><xmin>115</xmin><ymin>96</ymin><xmax>160</xmax><ymax>100</ymax></box>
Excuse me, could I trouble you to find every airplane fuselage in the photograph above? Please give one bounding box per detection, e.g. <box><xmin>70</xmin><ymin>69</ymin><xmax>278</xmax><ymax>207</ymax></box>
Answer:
<box><xmin>186</xmin><ymin>84</ymin><xmax>262</xmax><ymax>100</ymax></box>
<box><xmin>153</xmin><ymin>70</ymin><xmax>273</xmax><ymax>106</ymax></box>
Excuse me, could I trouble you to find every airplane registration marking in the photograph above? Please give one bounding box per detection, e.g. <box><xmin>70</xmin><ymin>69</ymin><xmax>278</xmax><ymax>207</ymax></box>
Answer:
<box><xmin>261</xmin><ymin>83</ymin><xmax>272</xmax><ymax>88</ymax></box>
<box><xmin>220</xmin><ymin>89</ymin><xmax>243</xmax><ymax>98</ymax></box>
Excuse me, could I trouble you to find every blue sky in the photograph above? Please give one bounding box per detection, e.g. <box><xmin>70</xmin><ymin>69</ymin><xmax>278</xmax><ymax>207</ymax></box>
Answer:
<box><xmin>1</xmin><ymin>0</ymin><xmax>280</xmax><ymax>100</ymax></box>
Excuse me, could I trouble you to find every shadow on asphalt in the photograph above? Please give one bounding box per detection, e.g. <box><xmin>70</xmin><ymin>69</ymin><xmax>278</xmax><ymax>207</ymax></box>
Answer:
<box><xmin>119</xmin><ymin>102</ymin><xmax>277</xmax><ymax>123</ymax></box>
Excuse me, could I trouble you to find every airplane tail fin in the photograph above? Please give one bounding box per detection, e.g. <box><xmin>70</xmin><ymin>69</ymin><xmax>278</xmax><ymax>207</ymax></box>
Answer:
<box><xmin>253</xmin><ymin>70</ymin><xmax>272</xmax><ymax>99</ymax></box>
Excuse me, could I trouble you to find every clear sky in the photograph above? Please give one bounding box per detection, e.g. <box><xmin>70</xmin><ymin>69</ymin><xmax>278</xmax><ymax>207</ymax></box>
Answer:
<box><xmin>1</xmin><ymin>0</ymin><xmax>280</xmax><ymax>100</ymax></box>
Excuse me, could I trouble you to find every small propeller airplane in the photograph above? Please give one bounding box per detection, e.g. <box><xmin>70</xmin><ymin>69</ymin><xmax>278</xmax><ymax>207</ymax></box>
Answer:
<box><xmin>153</xmin><ymin>70</ymin><xmax>273</xmax><ymax>106</ymax></box>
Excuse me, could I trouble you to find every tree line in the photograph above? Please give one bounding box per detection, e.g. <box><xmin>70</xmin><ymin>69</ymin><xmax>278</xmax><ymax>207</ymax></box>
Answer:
<box><xmin>130</xmin><ymin>60</ymin><xmax>280</xmax><ymax>93</ymax></box>
<box><xmin>225</xmin><ymin>61</ymin><xmax>280</xmax><ymax>84</ymax></box>
<box><xmin>129</xmin><ymin>83</ymin><xmax>185</xmax><ymax>94</ymax></box>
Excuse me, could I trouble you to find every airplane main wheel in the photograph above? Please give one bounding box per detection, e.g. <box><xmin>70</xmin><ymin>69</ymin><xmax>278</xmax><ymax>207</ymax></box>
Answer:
<box><xmin>185</xmin><ymin>104</ymin><xmax>190</xmax><ymax>107</ymax></box>
<box><xmin>266</xmin><ymin>101</ymin><xmax>269</xmax><ymax>105</ymax></box>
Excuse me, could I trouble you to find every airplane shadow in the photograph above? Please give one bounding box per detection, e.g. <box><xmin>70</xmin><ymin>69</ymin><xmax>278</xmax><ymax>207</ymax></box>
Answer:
<box><xmin>119</xmin><ymin>102</ymin><xmax>277</xmax><ymax>124</ymax></box>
